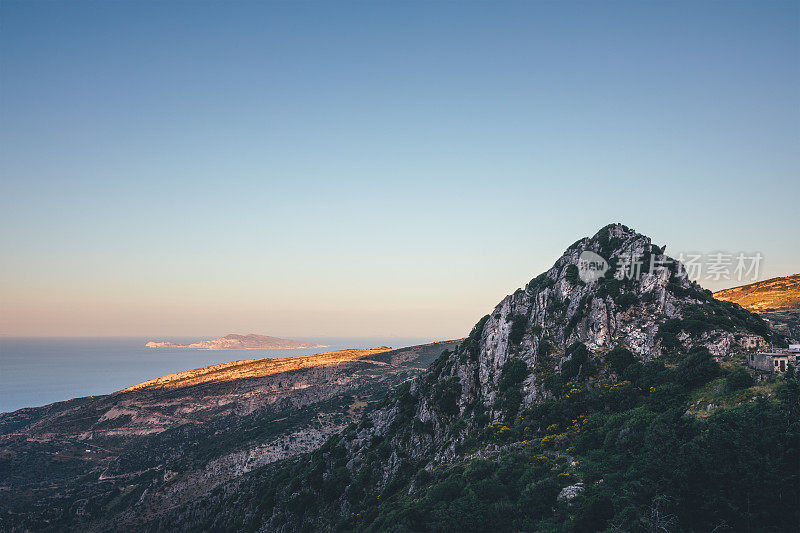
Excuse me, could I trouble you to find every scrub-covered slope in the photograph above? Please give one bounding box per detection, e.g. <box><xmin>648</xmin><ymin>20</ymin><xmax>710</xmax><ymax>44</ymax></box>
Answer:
<box><xmin>151</xmin><ymin>224</ymin><xmax>797</xmax><ymax>533</ymax></box>
<box><xmin>0</xmin><ymin>342</ymin><xmax>459</xmax><ymax>532</ymax></box>
<box><xmin>715</xmin><ymin>274</ymin><xmax>800</xmax><ymax>342</ymax></box>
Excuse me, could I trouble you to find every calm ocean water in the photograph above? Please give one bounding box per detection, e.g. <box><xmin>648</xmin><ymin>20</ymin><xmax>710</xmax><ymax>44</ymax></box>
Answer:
<box><xmin>0</xmin><ymin>336</ymin><xmax>435</xmax><ymax>413</ymax></box>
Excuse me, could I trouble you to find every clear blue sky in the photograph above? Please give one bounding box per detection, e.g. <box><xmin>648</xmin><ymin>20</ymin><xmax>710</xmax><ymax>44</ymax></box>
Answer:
<box><xmin>1</xmin><ymin>1</ymin><xmax>798</xmax><ymax>338</ymax></box>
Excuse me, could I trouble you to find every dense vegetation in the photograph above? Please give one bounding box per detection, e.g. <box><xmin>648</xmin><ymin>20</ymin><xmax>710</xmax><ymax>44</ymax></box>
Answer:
<box><xmin>223</xmin><ymin>346</ymin><xmax>798</xmax><ymax>533</ymax></box>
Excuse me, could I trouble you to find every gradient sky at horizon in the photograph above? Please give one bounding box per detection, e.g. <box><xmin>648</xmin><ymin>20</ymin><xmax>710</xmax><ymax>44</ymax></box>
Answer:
<box><xmin>1</xmin><ymin>1</ymin><xmax>798</xmax><ymax>338</ymax></box>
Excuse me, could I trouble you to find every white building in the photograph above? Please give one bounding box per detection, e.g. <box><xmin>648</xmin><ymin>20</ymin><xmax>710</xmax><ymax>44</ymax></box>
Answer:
<box><xmin>748</xmin><ymin>351</ymin><xmax>796</xmax><ymax>374</ymax></box>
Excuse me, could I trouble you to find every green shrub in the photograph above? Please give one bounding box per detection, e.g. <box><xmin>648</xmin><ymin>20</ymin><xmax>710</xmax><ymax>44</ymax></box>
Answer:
<box><xmin>596</xmin><ymin>277</ymin><xmax>621</xmax><ymax>299</ymax></box>
<box><xmin>628</xmin><ymin>360</ymin><xmax>671</xmax><ymax>390</ymax></box>
<box><xmin>520</xmin><ymin>479</ymin><xmax>559</xmax><ymax>520</ymax></box>
<box><xmin>602</xmin><ymin>381</ymin><xmax>639</xmax><ymax>411</ymax></box>
<box><xmin>658</xmin><ymin>318</ymin><xmax>683</xmax><ymax>351</ymax></box>
<box><xmin>615</xmin><ymin>292</ymin><xmax>637</xmax><ymax>309</ymax></box>
<box><xmin>667</xmin><ymin>280</ymin><xmax>689</xmax><ymax>298</ymax></box>
<box><xmin>499</xmin><ymin>358</ymin><xmax>529</xmax><ymax>391</ymax></box>
<box><xmin>565</xmin><ymin>264</ymin><xmax>580</xmax><ymax>284</ymax></box>
<box><xmin>726</xmin><ymin>367</ymin><xmax>753</xmax><ymax>391</ymax></box>
<box><xmin>393</xmin><ymin>381</ymin><xmax>418</xmax><ymax>426</ymax></box>
<box><xmin>462</xmin><ymin>314</ymin><xmax>490</xmax><ymax>361</ymax></box>
<box><xmin>472</xmin><ymin>401</ymin><xmax>490</xmax><ymax>427</ymax></box>
<box><xmin>322</xmin><ymin>466</ymin><xmax>350</xmax><ymax>502</ymax></box>
<box><xmin>508</xmin><ymin>314</ymin><xmax>528</xmax><ymax>346</ymax></box>
<box><xmin>430</xmin><ymin>350</ymin><xmax>452</xmax><ymax>379</ymax></box>
<box><xmin>434</xmin><ymin>377</ymin><xmax>462</xmax><ymax>415</ymax></box>
<box><xmin>605</xmin><ymin>346</ymin><xmax>637</xmax><ymax>375</ymax></box>
<box><xmin>528</xmin><ymin>273</ymin><xmax>555</xmax><ymax>292</ymax></box>
<box><xmin>562</xmin><ymin>342</ymin><xmax>590</xmax><ymax>379</ymax></box>
<box><xmin>544</xmin><ymin>374</ymin><xmax>564</xmax><ymax>396</ymax></box>
<box><xmin>573</xmin><ymin>493</ymin><xmax>614</xmax><ymax>531</ymax></box>
<box><xmin>537</xmin><ymin>339</ymin><xmax>553</xmax><ymax>356</ymax></box>
<box><xmin>414</xmin><ymin>468</ymin><xmax>431</xmax><ymax>488</ymax></box>
<box><xmin>502</xmin><ymin>388</ymin><xmax>524</xmax><ymax>421</ymax></box>
<box><xmin>647</xmin><ymin>383</ymin><xmax>686</xmax><ymax>412</ymax></box>
<box><xmin>674</xmin><ymin>347</ymin><xmax>719</xmax><ymax>388</ymax></box>
<box><xmin>426</xmin><ymin>478</ymin><xmax>462</xmax><ymax>502</ymax></box>
<box><xmin>660</xmin><ymin>318</ymin><xmax>682</xmax><ymax>335</ymax></box>
<box><xmin>412</xmin><ymin>418</ymin><xmax>434</xmax><ymax>434</ymax></box>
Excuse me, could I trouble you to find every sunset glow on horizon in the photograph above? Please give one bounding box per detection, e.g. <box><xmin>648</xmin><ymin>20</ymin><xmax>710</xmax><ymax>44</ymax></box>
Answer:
<box><xmin>2</xmin><ymin>1</ymin><xmax>798</xmax><ymax>338</ymax></box>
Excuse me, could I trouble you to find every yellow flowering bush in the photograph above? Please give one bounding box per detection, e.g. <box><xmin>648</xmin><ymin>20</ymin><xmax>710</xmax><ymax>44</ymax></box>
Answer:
<box><xmin>489</xmin><ymin>422</ymin><xmax>511</xmax><ymax>441</ymax></box>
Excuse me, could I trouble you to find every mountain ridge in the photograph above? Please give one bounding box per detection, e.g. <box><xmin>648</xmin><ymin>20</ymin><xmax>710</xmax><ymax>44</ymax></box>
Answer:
<box><xmin>145</xmin><ymin>224</ymin><xmax>796</xmax><ymax>532</ymax></box>
<box><xmin>714</xmin><ymin>274</ymin><xmax>800</xmax><ymax>342</ymax></box>
<box><xmin>0</xmin><ymin>341</ymin><xmax>460</xmax><ymax>531</ymax></box>
<box><xmin>713</xmin><ymin>273</ymin><xmax>800</xmax><ymax>311</ymax></box>
<box><xmin>122</xmin><ymin>347</ymin><xmax>393</xmax><ymax>392</ymax></box>
<box><xmin>3</xmin><ymin>224</ymin><xmax>796</xmax><ymax>532</ymax></box>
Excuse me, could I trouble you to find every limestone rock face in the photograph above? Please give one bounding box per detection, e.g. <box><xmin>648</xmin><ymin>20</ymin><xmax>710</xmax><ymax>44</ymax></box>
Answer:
<box><xmin>558</xmin><ymin>482</ymin><xmax>585</xmax><ymax>503</ymax></box>
<box><xmin>466</xmin><ymin>225</ymin><xmax>715</xmax><ymax>414</ymax></box>
<box><xmin>325</xmin><ymin>224</ymin><xmax>773</xmax><ymax>470</ymax></box>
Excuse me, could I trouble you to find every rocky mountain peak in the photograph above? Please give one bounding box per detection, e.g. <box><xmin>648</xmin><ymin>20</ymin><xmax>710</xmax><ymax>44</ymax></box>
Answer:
<box><xmin>269</xmin><ymin>224</ymin><xmax>771</xmax><ymax>510</ymax></box>
<box><xmin>121</xmin><ymin>225</ymin><xmax>792</xmax><ymax>533</ymax></box>
<box><xmin>483</xmin><ymin>225</ymin><xmax>673</xmax><ymax>365</ymax></box>
<box><xmin>401</xmin><ymin>223</ymin><xmax>773</xmax><ymax>454</ymax></box>
<box><xmin>469</xmin><ymin>225</ymin><xmax>766</xmax><ymax>394</ymax></box>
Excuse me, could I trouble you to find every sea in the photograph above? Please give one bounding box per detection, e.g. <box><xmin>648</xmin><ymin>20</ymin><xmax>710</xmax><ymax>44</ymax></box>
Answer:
<box><xmin>0</xmin><ymin>336</ymin><xmax>436</xmax><ymax>414</ymax></box>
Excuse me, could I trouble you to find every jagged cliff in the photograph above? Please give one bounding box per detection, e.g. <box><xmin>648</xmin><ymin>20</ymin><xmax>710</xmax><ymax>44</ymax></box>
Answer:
<box><xmin>146</xmin><ymin>224</ymin><xmax>791</xmax><ymax>533</ymax></box>
<box><xmin>447</xmin><ymin>223</ymin><xmax>768</xmax><ymax>427</ymax></box>
<box><xmin>351</xmin><ymin>224</ymin><xmax>770</xmax><ymax>463</ymax></box>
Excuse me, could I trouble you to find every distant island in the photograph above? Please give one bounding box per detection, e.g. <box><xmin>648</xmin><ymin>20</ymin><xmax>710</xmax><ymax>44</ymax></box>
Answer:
<box><xmin>145</xmin><ymin>333</ymin><xmax>328</xmax><ymax>350</ymax></box>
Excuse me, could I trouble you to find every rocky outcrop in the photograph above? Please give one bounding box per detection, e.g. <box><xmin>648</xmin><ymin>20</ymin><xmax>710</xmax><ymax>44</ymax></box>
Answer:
<box><xmin>217</xmin><ymin>224</ymin><xmax>776</xmax><ymax>532</ymax></box>
<box><xmin>350</xmin><ymin>225</ymin><xmax>772</xmax><ymax>463</ymax></box>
